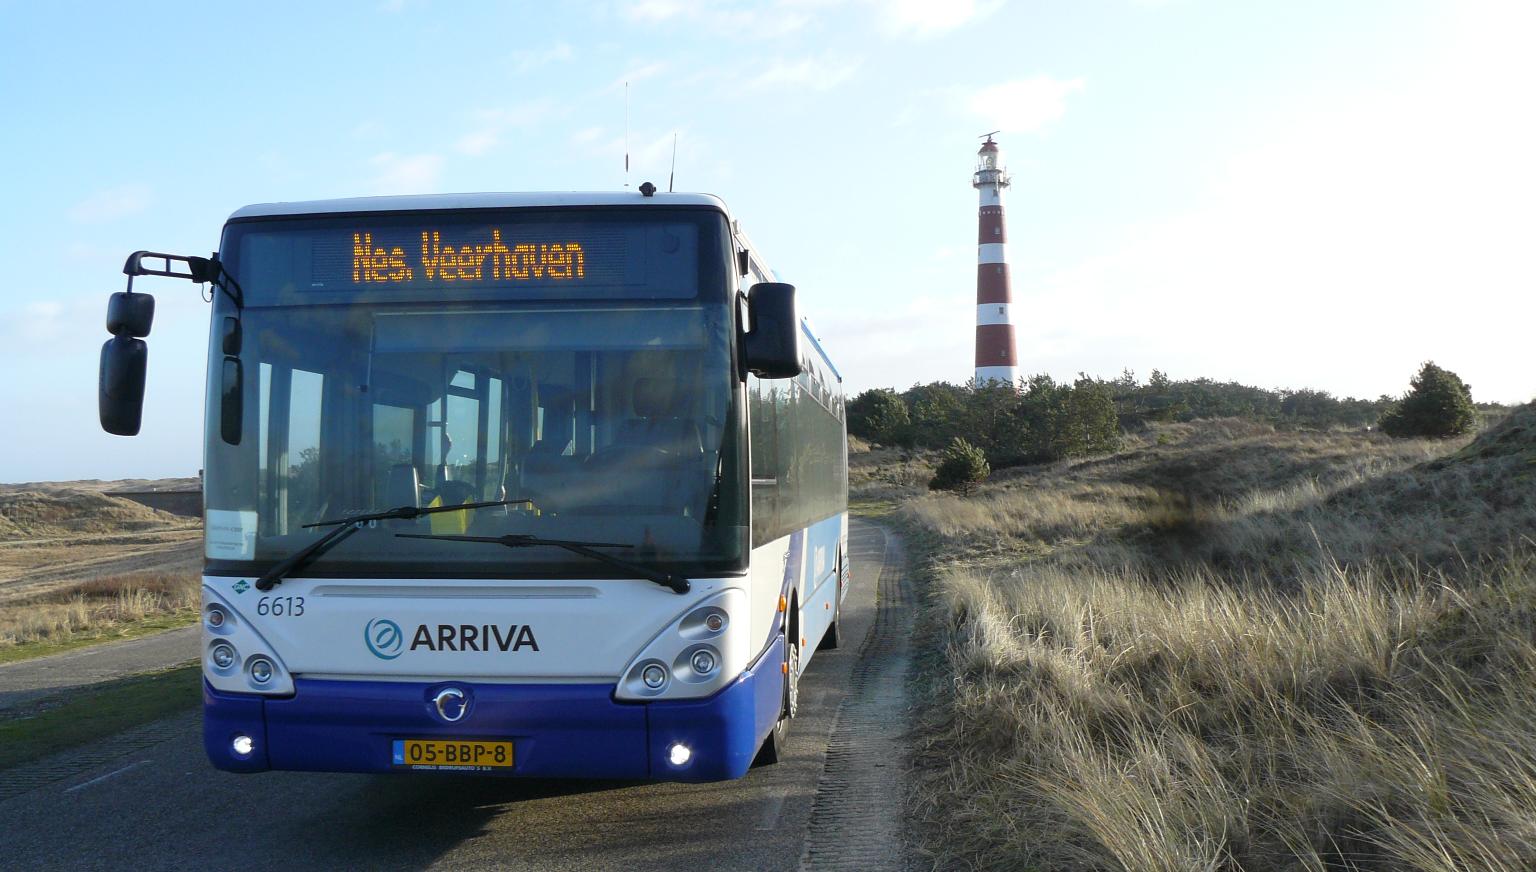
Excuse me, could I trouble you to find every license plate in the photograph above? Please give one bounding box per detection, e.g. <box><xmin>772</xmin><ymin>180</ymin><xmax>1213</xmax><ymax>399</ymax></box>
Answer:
<box><xmin>392</xmin><ymin>739</ymin><xmax>514</xmax><ymax>771</ymax></box>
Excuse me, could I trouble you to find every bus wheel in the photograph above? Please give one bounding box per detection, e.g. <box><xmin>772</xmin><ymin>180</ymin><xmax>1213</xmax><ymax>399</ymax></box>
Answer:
<box><xmin>819</xmin><ymin>560</ymin><xmax>843</xmax><ymax>651</ymax></box>
<box><xmin>755</xmin><ymin>633</ymin><xmax>799</xmax><ymax>765</ymax></box>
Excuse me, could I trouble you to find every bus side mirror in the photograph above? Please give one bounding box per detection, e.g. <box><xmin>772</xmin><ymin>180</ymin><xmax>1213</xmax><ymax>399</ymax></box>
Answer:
<box><xmin>107</xmin><ymin>291</ymin><xmax>155</xmax><ymax>338</ymax></box>
<box><xmin>99</xmin><ymin>291</ymin><xmax>155</xmax><ymax>436</ymax></box>
<box><xmin>741</xmin><ymin>282</ymin><xmax>802</xmax><ymax>380</ymax></box>
<box><xmin>100</xmin><ymin>335</ymin><xmax>148</xmax><ymax>436</ymax></box>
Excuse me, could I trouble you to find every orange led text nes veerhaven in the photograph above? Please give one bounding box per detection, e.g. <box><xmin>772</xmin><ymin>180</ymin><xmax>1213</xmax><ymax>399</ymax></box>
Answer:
<box><xmin>351</xmin><ymin>230</ymin><xmax>587</xmax><ymax>284</ymax></box>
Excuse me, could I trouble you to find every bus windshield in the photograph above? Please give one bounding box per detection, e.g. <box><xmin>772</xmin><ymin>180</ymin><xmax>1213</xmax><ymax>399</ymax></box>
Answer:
<box><xmin>203</xmin><ymin>211</ymin><xmax>746</xmax><ymax>578</ymax></box>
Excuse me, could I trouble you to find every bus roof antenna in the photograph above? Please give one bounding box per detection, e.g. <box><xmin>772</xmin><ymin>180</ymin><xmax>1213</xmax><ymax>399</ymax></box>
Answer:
<box><xmin>624</xmin><ymin>82</ymin><xmax>631</xmax><ymax>189</ymax></box>
<box><xmin>668</xmin><ymin>132</ymin><xmax>678</xmax><ymax>192</ymax></box>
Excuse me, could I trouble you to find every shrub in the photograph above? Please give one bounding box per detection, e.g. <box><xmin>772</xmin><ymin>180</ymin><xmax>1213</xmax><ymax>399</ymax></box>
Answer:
<box><xmin>1057</xmin><ymin>377</ymin><xmax>1122</xmax><ymax>458</ymax></box>
<box><xmin>848</xmin><ymin>389</ymin><xmax>910</xmax><ymax>445</ymax></box>
<box><xmin>929</xmin><ymin>438</ymin><xmax>990</xmax><ymax>493</ymax></box>
<box><xmin>1379</xmin><ymin>361</ymin><xmax>1475</xmax><ymax>438</ymax></box>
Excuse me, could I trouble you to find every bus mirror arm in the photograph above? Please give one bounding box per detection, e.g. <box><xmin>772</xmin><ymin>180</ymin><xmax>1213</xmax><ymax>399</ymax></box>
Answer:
<box><xmin>122</xmin><ymin>250</ymin><xmax>244</xmax><ymax>309</ymax></box>
<box><xmin>740</xmin><ymin>282</ymin><xmax>802</xmax><ymax>380</ymax></box>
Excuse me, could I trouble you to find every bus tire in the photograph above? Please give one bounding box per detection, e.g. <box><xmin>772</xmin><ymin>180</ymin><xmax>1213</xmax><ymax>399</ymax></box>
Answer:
<box><xmin>755</xmin><ymin>630</ymin><xmax>799</xmax><ymax>766</ymax></box>
<box><xmin>819</xmin><ymin>561</ymin><xmax>842</xmax><ymax>650</ymax></box>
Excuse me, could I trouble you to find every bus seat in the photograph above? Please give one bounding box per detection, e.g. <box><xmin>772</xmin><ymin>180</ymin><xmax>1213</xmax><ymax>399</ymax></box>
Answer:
<box><xmin>521</xmin><ymin>446</ymin><xmax>580</xmax><ymax>513</ymax></box>
<box><xmin>621</xmin><ymin>378</ymin><xmax>703</xmax><ymax>458</ymax></box>
<box><xmin>385</xmin><ymin>463</ymin><xmax>420</xmax><ymax>509</ymax></box>
<box><xmin>429</xmin><ymin>480</ymin><xmax>477</xmax><ymax>534</ymax></box>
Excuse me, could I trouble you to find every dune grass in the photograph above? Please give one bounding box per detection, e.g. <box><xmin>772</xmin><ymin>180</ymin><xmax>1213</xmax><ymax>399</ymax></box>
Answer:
<box><xmin>884</xmin><ymin>408</ymin><xmax>1536</xmax><ymax>870</ymax></box>
<box><xmin>0</xmin><ymin>571</ymin><xmax>200</xmax><ymax>664</ymax></box>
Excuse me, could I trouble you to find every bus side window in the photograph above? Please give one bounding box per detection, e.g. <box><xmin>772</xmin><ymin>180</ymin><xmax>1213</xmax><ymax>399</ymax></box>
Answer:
<box><xmin>748</xmin><ymin>373</ymin><xmax>778</xmax><ymax>545</ymax></box>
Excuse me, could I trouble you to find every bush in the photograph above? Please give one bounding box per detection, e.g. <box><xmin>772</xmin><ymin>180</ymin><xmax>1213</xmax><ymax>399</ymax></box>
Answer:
<box><xmin>1379</xmin><ymin>361</ymin><xmax>1475</xmax><ymax>438</ymax></box>
<box><xmin>848</xmin><ymin>389</ymin><xmax>910</xmax><ymax>445</ymax></box>
<box><xmin>929</xmin><ymin>438</ymin><xmax>990</xmax><ymax>493</ymax></box>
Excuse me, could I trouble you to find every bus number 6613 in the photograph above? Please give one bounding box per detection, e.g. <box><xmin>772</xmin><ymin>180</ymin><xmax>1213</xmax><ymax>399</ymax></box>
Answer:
<box><xmin>256</xmin><ymin>596</ymin><xmax>305</xmax><ymax>617</ymax></box>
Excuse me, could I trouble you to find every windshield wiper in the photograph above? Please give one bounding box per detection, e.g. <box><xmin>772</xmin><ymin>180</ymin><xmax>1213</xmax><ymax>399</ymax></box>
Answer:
<box><xmin>395</xmin><ymin>533</ymin><xmax>691</xmax><ymax>595</ymax></box>
<box><xmin>253</xmin><ymin>499</ymin><xmax>531</xmax><ymax>591</ymax></box>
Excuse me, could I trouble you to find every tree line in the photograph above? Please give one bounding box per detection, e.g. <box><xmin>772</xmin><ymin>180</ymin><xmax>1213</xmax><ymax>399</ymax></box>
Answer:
<box><xmin>850</xmin><ymin>363</ymin><xmax>1487</xmax><ymax>480</ymax></box>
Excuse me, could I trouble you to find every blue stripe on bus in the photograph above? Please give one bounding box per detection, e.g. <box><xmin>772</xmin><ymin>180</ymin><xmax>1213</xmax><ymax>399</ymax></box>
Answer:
<box><xmin>204</xmin><ymin>636</ymin><xmax>789</xmax><ymax>782</ymax></box>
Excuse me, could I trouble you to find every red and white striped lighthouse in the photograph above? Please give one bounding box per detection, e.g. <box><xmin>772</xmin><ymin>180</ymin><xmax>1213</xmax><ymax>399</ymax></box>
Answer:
<box><xmin>973</xmin><ymin>134</ymin><xmax>1020</xmax><ymax>387</ymax></box>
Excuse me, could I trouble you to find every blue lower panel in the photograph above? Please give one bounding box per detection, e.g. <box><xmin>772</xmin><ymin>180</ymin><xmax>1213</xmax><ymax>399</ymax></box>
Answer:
<box><xmin>203</xmin><ymin>646</ymin><xmax>785</xmax><ymax>782</ymax></box>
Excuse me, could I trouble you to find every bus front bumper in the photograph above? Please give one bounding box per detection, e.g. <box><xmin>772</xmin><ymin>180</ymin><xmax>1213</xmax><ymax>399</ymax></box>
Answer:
<box><xmin>203</xmin><ymin>636</ymin><xmax>785</xmax><ymax>783</ymax></box>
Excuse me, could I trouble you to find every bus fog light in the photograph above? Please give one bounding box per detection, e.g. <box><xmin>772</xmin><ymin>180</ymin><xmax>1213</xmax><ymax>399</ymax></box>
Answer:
<box><xmin>690</xmin><ymin>649</ymin><xmax>717</xmax><ymax>675</ymax></box>
<box><xmin>249</xmin><ymin>657</ymin><xmax>275</xmax><ymax>684</ymax></box>
<box><xmin>668</xmin><ymin>743</ymin><xmax>692</xmax><ymax>767</ymax></box>
<box><xmin>211</xmin><ymin>643</ymin><xmax>237</xmax><ymax>670</ymax></box>
<box><xmin>205</xmin><ymin>606</ymin><xmax>227</xmax><ymax>629</ymax></box>
<box><xmin>642</xmin><ymin>664</ymin><xmax>668</xmax><ymax>689</ymax></box>
<box><xmin>232</xmin><ymin>735</ymin><xmax>254</xmax><ymax>757</ymax></box>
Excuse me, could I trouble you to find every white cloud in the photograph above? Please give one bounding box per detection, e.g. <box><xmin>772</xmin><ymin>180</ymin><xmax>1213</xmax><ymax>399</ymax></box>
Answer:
<box><xmin>455</xmin><ymin>131</ymin><xmax>499</xmax><ymax>157</ymax></box>
<box><xmin>962</xmin><ymin>76</ymin><xmax>1085</xmax><ymax>135</ymax></box>
<box><xmin>576</xmin><ymin>128</ymin><xmax>699</xmax><ymax>185</ymax></box>
<box><xmin>454</xmin><ymin>100</ymin><xmax>562</xmax><ymax>156</ymax></box>
<box><xmin>608</xmin><ymin>61</ymin><xmax>668</xmax><ymax>92</ymax></box>
<box><xmin>821</xmin><ymin>290</ymin><xmax>976</xmax><ymax>390</ymax></box>
<box><xmin>68</xmin><ymin>184</ymin><xmax>152</xmax><ymax>223</ymax></box>
<box><xmin>747</xmin><ymin>55</ymin><xmax>860</xmax><ymax>91</ymax></box>
<box><xmin>367</xmin><ymin>152</ymin><xmax>444</xmax><ymax>193</ymax></box>
<box><xmin>623</xmin><ymin>0</ymin><xmax>686</xmax><ymax>21</ymax></box>
<box><xmin>873</xmin><ymin>0</ymin><xmax>1002</xmax><ymax>39</ymax></box>
<box><xmin>619</xmin><ymin>0</ymin><xmax>811</xmax><ymax>37</ymax></box>
<box><xmin>510</xmin><ymin>42</ymin><xmax>573</xmax><ymax>74</ymax></box>
<box><xmin>1021</xmin><ymin>50</ymin><xmax>1536</xmax><ymax>403</ymax></box>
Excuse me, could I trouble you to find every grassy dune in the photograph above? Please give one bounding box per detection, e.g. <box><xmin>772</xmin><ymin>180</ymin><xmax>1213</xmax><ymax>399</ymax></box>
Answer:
<box><xmin>877</xmin><ymin>408</ymin><xmax>1536</xmax><ymax>870</ymax></box>
<box><xmin>0</xmin><ymin>488</ymin><xmax>189</xmax><ymax>539</ymax></box>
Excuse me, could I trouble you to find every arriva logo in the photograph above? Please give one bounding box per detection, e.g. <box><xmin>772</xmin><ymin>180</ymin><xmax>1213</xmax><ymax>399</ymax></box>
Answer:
<box><xmin>365</xmin><ymin>618</ymin><xmax>404</xmax><ymax>660</ymax></box>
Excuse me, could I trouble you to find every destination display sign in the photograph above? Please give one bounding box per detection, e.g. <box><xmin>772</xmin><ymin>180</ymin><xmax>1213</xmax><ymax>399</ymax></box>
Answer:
<box><xmin>228</xmin><ymin>215</ymin><xmax>703</xmax><ymax>304</ymax></box>
<box><xmin>353</xmin><ymin>231</ymin><xmax>586</xmax><ymax>284</ymax></box>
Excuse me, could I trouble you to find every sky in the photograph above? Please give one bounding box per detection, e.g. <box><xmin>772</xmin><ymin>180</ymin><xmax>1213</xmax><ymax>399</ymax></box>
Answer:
<box><xmin>1</xmin><ymin>0</ymin><xmax>1532</xmax><ymax>481</ymax></box>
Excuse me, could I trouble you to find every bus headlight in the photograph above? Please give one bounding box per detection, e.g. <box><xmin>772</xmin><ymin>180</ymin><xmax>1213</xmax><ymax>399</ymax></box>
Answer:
<box><xmin>211</xmin><ymin>643</ymin><xmax>237</xmax><ymax>670</ymax></box>
<box><xmin>202</xmin><ymin>584</ymin><xmax>295</xmax><ymax>696</ymax></box>
<box><xmin>616</xmin><ymin>589</ymin><xmax>747</xmax><ymax>701</ymax></box>
<box><xmin>248</xmin><ymin>657</ymin><xmax>275</xmax><ymax>685</ymax></box>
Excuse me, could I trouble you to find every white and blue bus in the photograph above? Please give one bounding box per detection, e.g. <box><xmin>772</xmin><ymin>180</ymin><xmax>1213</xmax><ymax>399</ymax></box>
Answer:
<box><xmin>97</xmin><ymin>191</ymin><xmax>849</xmax><ymax>781</ymax></box>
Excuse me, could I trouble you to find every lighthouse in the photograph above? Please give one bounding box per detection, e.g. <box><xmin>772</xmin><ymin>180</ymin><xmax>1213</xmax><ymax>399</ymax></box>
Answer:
<box><xmin>973</xmin><ymin>134</ymin><xmax>1020</xmax><ymax>387</ymax></box>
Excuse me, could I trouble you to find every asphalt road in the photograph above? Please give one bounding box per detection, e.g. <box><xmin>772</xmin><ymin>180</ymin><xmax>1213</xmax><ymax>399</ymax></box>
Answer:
<box><xmin>0</xmin><ymin>520</ymin><xmax>906</xmax><ymax>872</ymax></box>
<box><xmin>0</xmin><ymin>626</ymin><xmax>198</xmax><ymax>712</ymax></box>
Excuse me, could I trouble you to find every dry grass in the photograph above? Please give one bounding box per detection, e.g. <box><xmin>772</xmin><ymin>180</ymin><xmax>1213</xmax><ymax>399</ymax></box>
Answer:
<box><xmin>851</xmin><ymin>444</ymin><xmax>937</xmax><ymax>506</ymax></box>
<box><xmin>901</xmin><ymin>407</ymin><xmax>1536</xmax><ymax>870</ymax></box>
<box><xmin>0</xmin><ymin>570</ymin><xmax>199</xmax><ymax>649</ymax></box>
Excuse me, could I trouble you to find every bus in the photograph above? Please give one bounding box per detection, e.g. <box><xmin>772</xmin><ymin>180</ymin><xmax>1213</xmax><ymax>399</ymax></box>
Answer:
<box><xmin>96</xmin><ymin>190</ymin><xmax>849</xmax><ymax>782</ymax></box>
